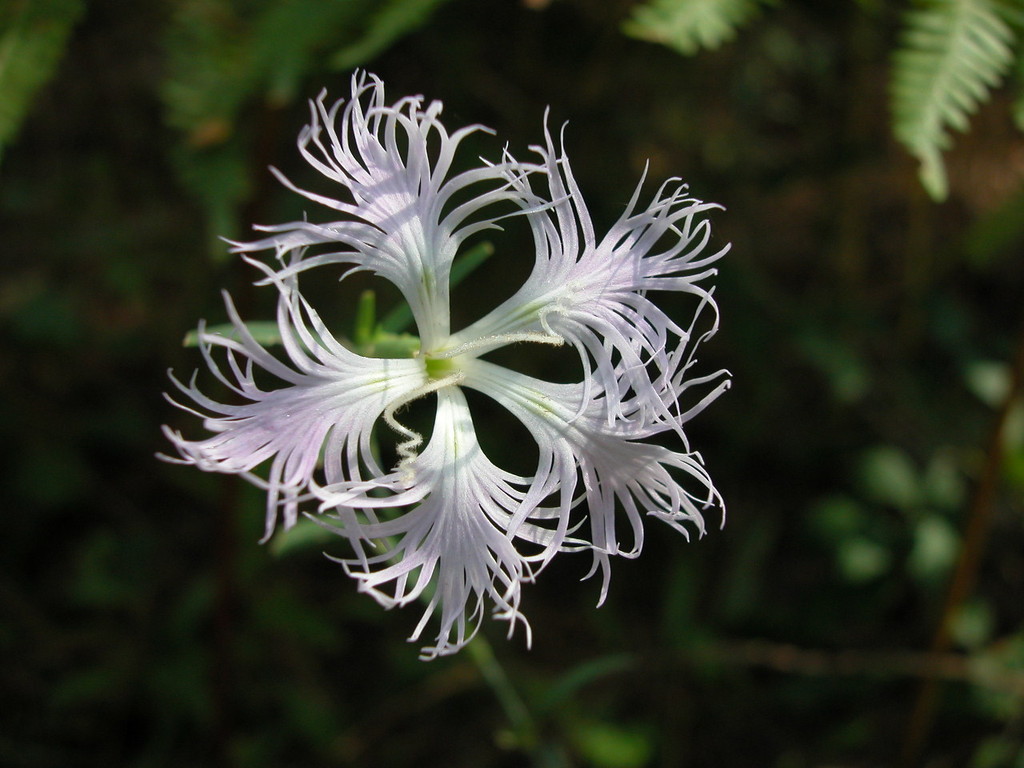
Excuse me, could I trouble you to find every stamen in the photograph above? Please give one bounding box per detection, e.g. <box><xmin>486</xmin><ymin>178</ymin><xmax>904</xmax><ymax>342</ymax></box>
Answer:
<box><xmin>434</xmin><ymin>330</ymin><xmax>564</xmax><ymax>360</ymax></box>
<box><xmin>383</xmin><ymin>372</ymin><xmax>465</xmax><ymax>473</ymax></box>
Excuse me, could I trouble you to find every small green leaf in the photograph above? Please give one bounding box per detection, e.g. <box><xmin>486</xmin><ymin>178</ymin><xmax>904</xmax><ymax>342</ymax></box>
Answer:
<box><xmin>379</xmin><ymin>241</ymin><xmax>494</xmax><ymax>333</ymax></box>
<box><xmin>922</xmin><ymin>450</ymin><xmax>967</xmax><ymax>509</ymax></box>
<box><xmin>796</xmin><ymin>330</ymin><xmax>870</xmax><ymax>403</ymax></box>
<box><xmin>919</xmin><ymin>147</ymin><xmax>949</xmax><ymax>201</ymax></box>
<box><xmin>183</xmin><ymin>321</ymin><xmax>282</xmax><ymax>347</ymax></box>
<box><xmin>570</xmin><ymin>721</ymin><xmax>653</xmax><ymax>768</ymax></box>
<box><xmin>965</xmin><ymin>359</ymin><xmax>1012</xmax><ymax>406</ymax></box>
<box><xmin>951</xmin><ymin>599</ymin><xmax>994</xmax><ymax>649</ymax></box>
<box><xmin>269</xmin><ymin>517</ymin><xmax>336</xmax><ymax>557</ymax></box>
<box><xmin>837</xmin><ymin>536</ymin><xmax>892</xmax><ymax>582</ymax></box>
<box><xmin>354</xmin><ymin>290</ymin><xmax>377</xmax><ymax>348</ymax></box>
<box><xmin>536</xmin><ymin>654</ymin><xmax>635</xmax><ymax>714</ymax></box>
<box><xmin>908</xmin><ymin>515</ymin><xmax>959</xmax><ymax>581</ymax></box>
<box><xmin>809</xmin><ymin>495</ymin><xmax>866</xmax><ymax>540</ymax></box>
<box><xmin>365</xmin><ymin>330</ymin><xmax>421</xmax><ymax>359</ymax></box>
<box><xmin>330</xmin><ymin>0</ymin><xmax>454</xmax><ymax>71</ymax></box>
<box><xmin>859</xmin><ymin>445</ymin><xmax>922</xmax><ymax>509</ymax></box>
<box><xmin>450</xmin><ymin>241</ymin><xmax>495</xmax><ymax>287</ymax></box>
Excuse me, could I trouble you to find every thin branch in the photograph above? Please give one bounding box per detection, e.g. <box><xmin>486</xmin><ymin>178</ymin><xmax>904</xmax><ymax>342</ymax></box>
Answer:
<box><xmin>694</xmin><ymin>639</ymin><xmax>1024</xmax><ymax>697</ymax></box>
<box><xmin>899</xmin><ymin>311</ymin><xmax>1024</xmax><ymax>767</ymax></box>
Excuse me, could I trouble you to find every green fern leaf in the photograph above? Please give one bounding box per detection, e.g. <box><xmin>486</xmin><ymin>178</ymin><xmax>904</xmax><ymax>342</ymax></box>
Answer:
<box><xmin>330</xmin><ymin>0</ymin><xmax>454</xmax><ymax>71</ymax></box>
<box><xmin>1015</xmin><ymin>40</ymin><xmax>1024</xmax><ymax>131</ymax></box>
<box><xmin>0</xmin><ymin>0</ymin><xmax>83</xmax><ymax>163</ymax></box>
<box><xmin>624</xmin><ymin>0</ymin><xmax>767</xmax><ymax>56</ymax></box>
<box><xmin>891</xmin><ymin>0</ymin><xmax>1017</xmax><ymax>200</ymax></box>
<box><xmin>162</xmin><ymin>0</ymin><xmax>452</xmax><ymax>137</ymax></box>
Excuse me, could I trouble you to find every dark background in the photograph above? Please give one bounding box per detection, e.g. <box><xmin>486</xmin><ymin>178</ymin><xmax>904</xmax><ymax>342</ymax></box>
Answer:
<box><xmin>2</xmin><ymin>0</ymin><xmax>1023</xmax><ymax>766</ymax></box>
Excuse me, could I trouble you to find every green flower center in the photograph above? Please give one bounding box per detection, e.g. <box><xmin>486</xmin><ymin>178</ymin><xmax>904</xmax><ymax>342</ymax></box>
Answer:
<box><xmin>424</xmin><ymin>355</ymin><xmax>459</xmax><ymax>380</ymax></box>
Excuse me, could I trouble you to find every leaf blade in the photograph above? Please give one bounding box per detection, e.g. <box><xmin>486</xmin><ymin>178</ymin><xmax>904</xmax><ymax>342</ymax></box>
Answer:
<box><xmin>623</xmin><ymin>0</ymin><xmax>767</xmax><ymax>56</ymax></box>
<box><xmin>0</xmin><ymin>0</ymin><xmax>83</xmax><ymax>162</ymax></box>
<box><xmin>891</xmin><ymin>0</ymin><xmax>1017</xmax><ymax>200</ymax></box>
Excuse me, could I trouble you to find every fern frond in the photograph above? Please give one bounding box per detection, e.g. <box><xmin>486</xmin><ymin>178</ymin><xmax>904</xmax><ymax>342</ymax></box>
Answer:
<box><xmin>330</xmin><ymin>0</ymin><xmax>453</xmax><ymax>71</ymax></box>
<box><xmin>891</xmin><ymin>0</ymin><xmax>1017</xmax><ymax>200</ymax></box>
<box><xmin>624</xmin><ymin>0</ymin><xmax>767</xmax><ymax>56</ymax></box>
<box><xmin>0</xmin><ymin>0</ymin><xmax>83</xmax><ymax>163</ymax></box>
<box><xmin>1015</xmin><ymin>38</ymin><xmax>1024</xmax><ymax>131</ymax></box>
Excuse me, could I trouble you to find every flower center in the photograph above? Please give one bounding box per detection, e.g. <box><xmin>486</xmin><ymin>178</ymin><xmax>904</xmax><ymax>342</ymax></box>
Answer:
<box><xmin>424</xmin><ymin>354</ymin><xmax>459</xmax><ymax>380</ymax></box>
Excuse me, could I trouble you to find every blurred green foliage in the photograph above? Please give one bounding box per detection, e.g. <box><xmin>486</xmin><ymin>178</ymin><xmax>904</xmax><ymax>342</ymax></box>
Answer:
<box><xmin>2</xmin><ymin>0</ymin><xmax>1024</xmax><ymax>767</ymax></box>
<box><xmin>625</xmin><ymin>0</ymin><xmax>773</xmax><ymax>55</ymax></box>
<box><xmin>159</xmin><ymin>0</ymin><xmax>453</xmax><ymax>252</ymax></box>
<box><xmin>629</xmin><ymin>0</ymin><xmax>1024</xmax><ymax>200</ymax></box>
<box><xmin>0</xmin><ymin>0</ymin><xmax>83</xmax><ymax>161</ymax></box>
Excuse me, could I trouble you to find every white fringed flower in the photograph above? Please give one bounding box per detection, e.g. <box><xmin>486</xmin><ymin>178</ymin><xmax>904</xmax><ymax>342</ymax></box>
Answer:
<box><xmin>165</xmin><ymin>72</ymin><xmax>729</xmax><ymax>658</ymax></box>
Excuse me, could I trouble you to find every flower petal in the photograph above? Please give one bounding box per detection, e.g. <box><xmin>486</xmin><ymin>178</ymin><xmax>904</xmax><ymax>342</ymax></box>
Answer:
<box><xmin>232</xmin><ymin>72</ymin><xmax>533</xmax><ymax>350</ymax></box>
<box><xmin>462</xmin><ymin>358</ymin><xmax>723</xmax><ymax>604</ymax></box>
<box><xmin>163</xmin><ymin>286</ymin><xmax>428</xmax><ymax>540</ymax></box>
<box><xmin>448</xmin><ymin>122</ymin><xmax>728</xmax><ymax>422</ymax></box>
<box><xmin>314</xmin><ymin>386</ymin><xmax>565</xmax><ymax>659</ymax></box>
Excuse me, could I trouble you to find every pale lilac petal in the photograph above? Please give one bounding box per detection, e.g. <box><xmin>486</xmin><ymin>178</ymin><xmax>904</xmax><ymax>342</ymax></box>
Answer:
<box><xmin>446</xmin><ymin>122</ymin><xmax>728</xmax><ymax>423</ymax></box>
<box><xmin>164</xmin><ymin>287</ymin><xmax>428</xmax><ymax>540</ymax></box>
<box><xmin>461</xmin><ymin>358</ymin><xmax>723</xmax><ymax>603</ymax></box>
<box><xmin>232</xmin><ymin>72</ymin><xmax>534</xmax><ymax>349</ymax></box>
<box><xmin>314</xmin><ymin>387</ymin><xmax>567</xmax><ymax>659</ymax></box>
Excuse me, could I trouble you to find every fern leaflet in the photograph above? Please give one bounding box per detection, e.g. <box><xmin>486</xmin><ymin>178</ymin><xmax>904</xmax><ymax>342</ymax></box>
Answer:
<box><xmin>891</xmin><ymin>0</ymin><xmax>1017</xmax><ymax>199</ymax></box>
<box><xmin>624</xmin><ymin>0</ymin><xmax>766</xmax><ymax>56</ymax></box>
<box><xmin>0</xmin><ymin>0</ymin><xmax>83</xmax><ymax>163</ymax></box>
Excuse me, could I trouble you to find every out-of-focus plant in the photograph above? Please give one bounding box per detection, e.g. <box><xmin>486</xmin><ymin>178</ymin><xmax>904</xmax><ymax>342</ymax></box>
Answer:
<box><xmin>626</xmin><ymin>0</ymin><xmax>1024</xmax><ymax>201</ymax></box>
<box><xmin>622</xmin><ymin>0</ymin><xmax>774</xmax><ymax>56</ymax></box>
<box><xmin>0</xmin><ymin>0</ymin><xmax>83</xmax><ymax>162</ymax></box>
<box><xmin>623</xmin><ymin>0</ymin><xmax>775</xmax><ymax>56</ymax></box>
<box><xmin>160</xmin><ymin>0</ymin><xmax>452</xmax><ymax>252</ymax></box>
<box><xmin>890</xmin><ymin>0</ymin><xmax>1022</xmax><ymax>200</ymax></box>
<box><xmin>162</xmin><ymin>0</ymin><xmax>452</xmax><ymax>135</ymax></box>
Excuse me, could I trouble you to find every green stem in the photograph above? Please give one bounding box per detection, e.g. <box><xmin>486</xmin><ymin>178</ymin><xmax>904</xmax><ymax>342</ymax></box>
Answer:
<box><xmin>466</xmin><ymin>634</ymin><xmax>538</xmax><ymax>748</ymax></box>
<box><xmin>465</xmin><ymin>635</ymin><xmax>572</xmax><ymax>767</ymax></box>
